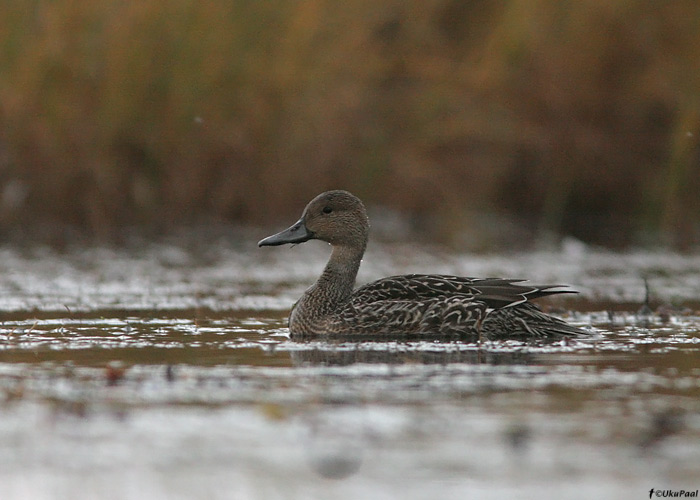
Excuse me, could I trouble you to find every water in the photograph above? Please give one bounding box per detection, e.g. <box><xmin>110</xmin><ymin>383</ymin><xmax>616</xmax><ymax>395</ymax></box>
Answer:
<box><xmin>1</xmin><ymin>238</ymin><xmax>699</xmax><ymax>499</ymax></box>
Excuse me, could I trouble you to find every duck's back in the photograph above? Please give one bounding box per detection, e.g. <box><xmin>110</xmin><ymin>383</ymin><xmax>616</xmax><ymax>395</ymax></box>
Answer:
<box><xmin>351</xmin><ymin>274</ymin><xmax>572</xmax><ymax>307</ymax></box>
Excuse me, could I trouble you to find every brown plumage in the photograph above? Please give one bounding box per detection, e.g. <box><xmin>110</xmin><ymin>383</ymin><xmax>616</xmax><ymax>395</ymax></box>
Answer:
<box><xmin>259</xmin><ymin>190</ymin><xmax>585</xmax><ymax>340</ymax></box>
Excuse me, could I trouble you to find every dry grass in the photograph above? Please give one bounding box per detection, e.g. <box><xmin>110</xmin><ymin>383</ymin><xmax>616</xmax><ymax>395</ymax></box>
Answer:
<box><xmin>0</xmin><ymin>0</ymin><xmax>698</xmax><ymax>247</ymax></box>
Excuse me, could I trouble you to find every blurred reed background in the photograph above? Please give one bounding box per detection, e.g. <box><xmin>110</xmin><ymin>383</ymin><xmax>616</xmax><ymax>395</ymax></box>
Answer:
<box><xmin>0</xmin><ymin>0</ymin><xmax>698</xmax><ymax>248</ymax></box>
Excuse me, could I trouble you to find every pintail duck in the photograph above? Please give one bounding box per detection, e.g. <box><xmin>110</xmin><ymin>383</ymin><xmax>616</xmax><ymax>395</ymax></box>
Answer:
<box><xmin>259</xmin><ymin>190</ymin><xmax>585</xmax><ymax>340</ymax></box>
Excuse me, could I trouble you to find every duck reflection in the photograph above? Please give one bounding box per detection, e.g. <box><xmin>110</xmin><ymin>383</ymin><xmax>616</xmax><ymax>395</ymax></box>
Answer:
<box><xmin>288</xmin><ymin>341</ymin><xmax>535</xmax><ymax>366</ymax></box>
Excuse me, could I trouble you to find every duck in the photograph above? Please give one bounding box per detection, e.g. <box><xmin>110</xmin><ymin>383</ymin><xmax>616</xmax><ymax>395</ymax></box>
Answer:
<box><xmin>258</xmin><ymin>190</ymin><xmax>586</xmax><ymax>340</ymax></box>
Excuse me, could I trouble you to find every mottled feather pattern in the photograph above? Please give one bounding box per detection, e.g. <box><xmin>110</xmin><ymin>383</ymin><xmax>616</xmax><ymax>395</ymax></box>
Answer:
<box><xmin>484</xmin><ymin>302</ymin><xmax>583</xmax><ymax>338</ymax></box>
<box><xmin>336</xmin><ymin>296</ymin><xmax>486</xmax><ymax>337</ymax></box>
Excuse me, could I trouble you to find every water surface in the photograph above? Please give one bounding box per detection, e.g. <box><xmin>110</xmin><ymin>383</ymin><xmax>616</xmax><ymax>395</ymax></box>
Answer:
<box><xmin>1</xmin><ymin>240</ymin><xmax>699</xmax><ymax>499</ymax></box>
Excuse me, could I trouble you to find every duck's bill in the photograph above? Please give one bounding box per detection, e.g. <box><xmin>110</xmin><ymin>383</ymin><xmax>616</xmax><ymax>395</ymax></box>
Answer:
<box><xmin>258</xmin><ymin>219</ymin><xmax>314</xmax><ymax>246</ymax></box>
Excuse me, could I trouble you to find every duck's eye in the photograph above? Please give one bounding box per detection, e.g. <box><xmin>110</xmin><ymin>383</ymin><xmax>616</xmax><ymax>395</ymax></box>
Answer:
<box><xmin>322</xmin><ymin>206</ymin><xmax>333</xmax><ymax>214</ymax></box>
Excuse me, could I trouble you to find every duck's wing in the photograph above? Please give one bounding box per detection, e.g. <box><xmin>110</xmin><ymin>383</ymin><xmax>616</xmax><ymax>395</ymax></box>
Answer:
<box><xmin>351</xmin><ymin>274</ymin><xmax>576</xmax><ymax>310</ymax></box>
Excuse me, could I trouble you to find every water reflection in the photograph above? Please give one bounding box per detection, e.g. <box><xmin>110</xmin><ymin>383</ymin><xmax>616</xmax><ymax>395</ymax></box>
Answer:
<box><xmin>0</xmin><ymin>313</ymin><xmax>293</xmax><ymax>367</ymax></box>
<box><xmin>288</xmin><ymin>343</ymin><xmax>536</xmax><ymax>366</ymax></box>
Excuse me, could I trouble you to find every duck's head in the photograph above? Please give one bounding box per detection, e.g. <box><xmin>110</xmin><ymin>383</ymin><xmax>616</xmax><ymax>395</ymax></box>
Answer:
<box><xmin>258</xmin><ymin>190</ymin><xmax>370</xmax><ymax>249</ymax></box>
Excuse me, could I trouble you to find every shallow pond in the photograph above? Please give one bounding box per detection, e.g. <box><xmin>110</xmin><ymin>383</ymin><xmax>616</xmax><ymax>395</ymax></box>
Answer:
<box><xmin>1</xmin><ymin>238</ymin><xmax>699</xmax><ymax>500</ymax></box>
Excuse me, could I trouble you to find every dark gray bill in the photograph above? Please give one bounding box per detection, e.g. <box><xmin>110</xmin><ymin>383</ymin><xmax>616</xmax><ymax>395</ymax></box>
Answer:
<box><xmin>258</xmin><ymin>218</ymin><xmax>314</xmax><ymax>247</ymax></box>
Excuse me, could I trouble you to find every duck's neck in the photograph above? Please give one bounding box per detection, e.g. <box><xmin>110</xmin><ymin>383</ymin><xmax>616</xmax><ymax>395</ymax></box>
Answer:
<box><xmin>313</xmin><ymin>243</ymin><xmax>365</xmax><ymax>307</ymax></box>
